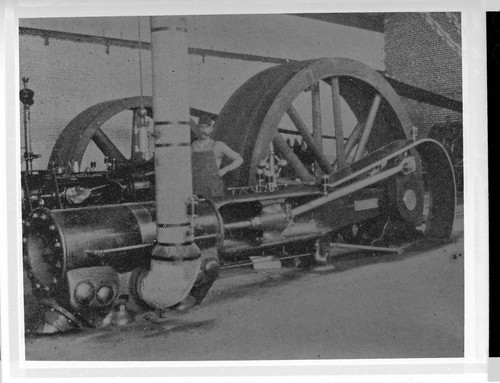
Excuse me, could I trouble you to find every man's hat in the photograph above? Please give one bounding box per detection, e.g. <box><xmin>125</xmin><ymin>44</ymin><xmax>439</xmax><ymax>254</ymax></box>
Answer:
<box><xmin>198</xmin><ymin>114</ymin><xmax>213</xmax><ymax>127</ymax></box>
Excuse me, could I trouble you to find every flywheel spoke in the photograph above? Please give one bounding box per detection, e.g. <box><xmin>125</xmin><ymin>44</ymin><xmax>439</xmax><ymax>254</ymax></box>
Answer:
<box><xmin>330</xmin><ymin>77</ymin><xmax>346</xmax><ymax>168</ymax></box>
<box><xmin>273</xmin><ymin>134</ymin><xmax>316</xmax><ymax>182</ymax></box>
<box><xmin>286</xmin><ymin>106</ymin><xmax>334</xmax><ymax>175</ymax></box>
<box><xmin>130</xmin><ymin>108</ymin><xmax>139</xmax><ymax>161</ymax></box>
<box><xmin>333</xmin><ymin>122</ymin><xmax>363</xmax><ymax>167</ymax></box>
<box><xmin>344</xmin><ymin>122</ymin><xmax>363</xmax><ymax>160</ymax></box>
<box><xmin>92</xmin><ymin>128</ymin><xmax>129</xmax><ymax>163</ymax></box>
<box><xmin>311</xmin><ymin>82</ymin><xmax>323</xmax><ymax>151</ymax></box>
<box><xmin>354</xmin><ymin>93</ymin><xmax>381</xmax><ymax>161</ymax></box>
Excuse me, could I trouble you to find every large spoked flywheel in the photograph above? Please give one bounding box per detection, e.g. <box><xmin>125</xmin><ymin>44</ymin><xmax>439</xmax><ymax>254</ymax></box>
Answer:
<box><xmin>213</xmin><ymin>58</ymin><xmax>414</xmax><ymax>188</ymax></box>
<box><xmin>49</xmin><ymin>96</ymin><xmax>154</xmax><ymax>169</ymax></box>
<box><xmin>48</xmin><ymin>96</ymin><xmax>214</xmax><ymax>170</ymax></box>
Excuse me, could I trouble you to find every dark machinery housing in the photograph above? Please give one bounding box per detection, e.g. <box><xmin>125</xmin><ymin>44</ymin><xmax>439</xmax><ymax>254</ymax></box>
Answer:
<box><xmin>22</xmin><ymin>58</ymin><xmax>457</xmax><ymax>334</ymax></box>
<box><xmin>428</xmin><ymin>121</ymin><xmax>463</xmax><ymax>191</ymax></box>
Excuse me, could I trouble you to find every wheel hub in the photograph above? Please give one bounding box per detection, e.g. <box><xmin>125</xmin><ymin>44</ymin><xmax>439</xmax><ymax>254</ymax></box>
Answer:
<box><xmin>402</xmin><ymin>189</ymin><xmax>418</xmax><ymax>211</ymax></box>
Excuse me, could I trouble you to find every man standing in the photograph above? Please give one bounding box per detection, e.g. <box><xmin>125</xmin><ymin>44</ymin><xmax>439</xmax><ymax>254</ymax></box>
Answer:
<box><xmin>191</xmin><ymin>114</ymin><xmax>243</xmax><ymax>198</ymax></box>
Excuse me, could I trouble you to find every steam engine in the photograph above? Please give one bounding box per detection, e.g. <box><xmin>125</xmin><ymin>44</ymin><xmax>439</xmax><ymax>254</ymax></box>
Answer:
<box><xmin>22</xmin><ymin>56</ymin><xmax>457</xmax><ymax>334</ymax></box>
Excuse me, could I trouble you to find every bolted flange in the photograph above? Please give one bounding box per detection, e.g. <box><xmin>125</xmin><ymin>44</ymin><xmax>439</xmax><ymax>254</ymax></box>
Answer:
<box><xmin>23</xmin><ymin>208</ymin><xmax>65</xmax><ymax>298</ymax></box>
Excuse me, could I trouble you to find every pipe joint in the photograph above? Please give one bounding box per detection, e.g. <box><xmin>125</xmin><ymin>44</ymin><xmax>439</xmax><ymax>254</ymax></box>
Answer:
<box><xmin>151</xmin><ymin>242</ymin><xmax>201</xmax><ymax>261</ymax></box>
<box><xmin>139</xmin><ymin>243</ymin><xmax>201</xmax><ymax>309</ymax></box>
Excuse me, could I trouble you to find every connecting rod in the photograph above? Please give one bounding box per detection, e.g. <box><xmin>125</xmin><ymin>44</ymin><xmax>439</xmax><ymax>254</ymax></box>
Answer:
<box><xmin>224</xmin><ymin>156</ymin><xmax>414</xmax><ymax>231</ymax></box>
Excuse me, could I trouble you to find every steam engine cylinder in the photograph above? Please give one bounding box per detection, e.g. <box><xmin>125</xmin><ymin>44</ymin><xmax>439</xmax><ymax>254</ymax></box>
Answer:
<box><xmin>24</xmin><ymin>186</ymin><xmax>381</xmax><ymax>301</ymax></box>
<box><xmin>23</xmin><ymin>201</ymin><xmax>220</xmax><ymax>299</ymax></box>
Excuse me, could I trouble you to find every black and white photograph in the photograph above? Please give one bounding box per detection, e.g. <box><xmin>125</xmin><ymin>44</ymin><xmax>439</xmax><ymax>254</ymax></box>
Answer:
<box><xmin>0</xmin><ymin>1</ymin><xmax>490</xmax><ymax>382</ymax></box>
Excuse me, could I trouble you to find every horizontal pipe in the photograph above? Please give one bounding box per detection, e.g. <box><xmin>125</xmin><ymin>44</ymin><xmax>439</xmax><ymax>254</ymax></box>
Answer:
<box><xmin>329</xmin><ymin>242</ymin><xmax>403</xmax><ymax>254</ymax></box>
<box><xmin>85</xmin><ymin>243</ymin><xmax>153</xmax><ymax>257</ymax></box>
<box><xmin>222</xmin><ymin>233</ymin><xmax>321</xmax><ymax>255</ymax></box>
<box><xmin>220</xmin><ymin>252</ymin><xmax>313</xmax><ymax>270</ymax></box>
<box><xmin>84</xmin><ymin>233</ymin><xmax>220</xmax><ymax>256</ymax></box>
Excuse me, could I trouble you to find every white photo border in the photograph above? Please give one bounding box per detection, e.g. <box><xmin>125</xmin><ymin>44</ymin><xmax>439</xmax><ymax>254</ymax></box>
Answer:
<box><xmin>1</xmin><ymin>0</ymin><xmax>489</xmax><ymax>382</ymax></box>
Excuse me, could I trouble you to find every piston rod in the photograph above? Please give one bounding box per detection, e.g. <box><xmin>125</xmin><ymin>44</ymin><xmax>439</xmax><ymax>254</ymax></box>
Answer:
<box><xmin>84</xmin><ymin>233</ymin><xmax>221</xmax><ymax>258</ymax></box>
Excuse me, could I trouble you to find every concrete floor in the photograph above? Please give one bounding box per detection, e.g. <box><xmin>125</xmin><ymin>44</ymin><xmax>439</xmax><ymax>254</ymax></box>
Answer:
<box><xmin>24</xmin><ymin>208</ymin><xmax>464</xmax><ymax>361</ymax></box>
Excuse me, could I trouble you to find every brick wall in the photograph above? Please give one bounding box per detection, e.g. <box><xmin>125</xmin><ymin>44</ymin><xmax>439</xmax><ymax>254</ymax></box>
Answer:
<box><xmin>384</xmin><ymin>12</ymin><xmax>462</xmax><ymax>137</ymax></box>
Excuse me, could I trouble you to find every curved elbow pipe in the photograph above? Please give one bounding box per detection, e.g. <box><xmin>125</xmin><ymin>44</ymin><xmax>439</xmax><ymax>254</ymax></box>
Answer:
<box><xmin>137</xmin><ymin>243</ymin><xmax>201</xmax><ymax>309</ymax></box>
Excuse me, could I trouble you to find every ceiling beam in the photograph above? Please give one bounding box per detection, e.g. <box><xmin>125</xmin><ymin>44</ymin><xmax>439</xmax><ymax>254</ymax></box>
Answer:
<box><xmin>292</xmin><ymin>13</ymin><xmax>385</xmax><ymax>33</ymax></box>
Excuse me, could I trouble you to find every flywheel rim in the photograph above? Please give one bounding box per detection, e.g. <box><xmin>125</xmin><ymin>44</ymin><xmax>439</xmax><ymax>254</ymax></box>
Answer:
<box><xmin>49</xmin><ymin>96</ymin><xmax>154</xmax><ymax>169</ymax></box>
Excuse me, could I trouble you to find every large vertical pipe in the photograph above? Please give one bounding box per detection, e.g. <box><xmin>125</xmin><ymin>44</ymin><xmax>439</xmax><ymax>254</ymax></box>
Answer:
<box><xmin>139</xmin><ymin>16</ymin><xmax>201</xmax><ymax>309</ymax></box>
